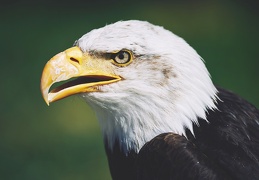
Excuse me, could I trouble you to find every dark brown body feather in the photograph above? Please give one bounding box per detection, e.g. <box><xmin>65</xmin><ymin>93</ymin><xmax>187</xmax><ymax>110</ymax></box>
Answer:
<box><xmin>105</xmin><ymin>88</ymin><xmax>259</xmax><ymax>180</ymax></box>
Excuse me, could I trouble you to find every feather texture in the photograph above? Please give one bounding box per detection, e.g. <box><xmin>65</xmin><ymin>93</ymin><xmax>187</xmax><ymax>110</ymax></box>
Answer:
<box><xmin>106</xmin><ymin>88</ymin><xmax>259</xmax><ymax>180</ymax></box>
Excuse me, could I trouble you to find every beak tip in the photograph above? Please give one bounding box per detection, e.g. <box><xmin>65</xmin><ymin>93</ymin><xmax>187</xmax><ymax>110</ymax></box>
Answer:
<box><xmin>43</xmin><ymin>96</ymin><xmax>50</xmax><ymax>106</ymax></box>
<box><xmin>41</xmin><ymin>87</ymin><xmax>50</xmax><ymax>106</ymax></box>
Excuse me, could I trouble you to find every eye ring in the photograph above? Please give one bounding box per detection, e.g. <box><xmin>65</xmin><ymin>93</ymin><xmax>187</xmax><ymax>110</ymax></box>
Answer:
<box><xmin>112</xmin><ymin>50</ymin><xmax>132</xmax><ymax>65</ymax></box>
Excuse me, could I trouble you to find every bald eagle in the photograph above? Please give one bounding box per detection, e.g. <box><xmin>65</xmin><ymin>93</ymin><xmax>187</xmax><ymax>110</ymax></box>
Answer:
<box><xmin>41</xmin><ymin>20</ymin><xmax>259</xmax><ymax>180</ymax></box>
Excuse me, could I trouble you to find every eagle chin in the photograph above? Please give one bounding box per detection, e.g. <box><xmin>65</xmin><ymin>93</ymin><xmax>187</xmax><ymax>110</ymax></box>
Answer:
<box><xmin>41</xmin><ymin>20</ymin><xmax>259</xmax><ymax>180</ymax></box>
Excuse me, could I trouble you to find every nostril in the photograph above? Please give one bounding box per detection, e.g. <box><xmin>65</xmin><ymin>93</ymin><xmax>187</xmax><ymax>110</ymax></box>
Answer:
<box><xmin>70</xmin><ymin>57</ymin><xmax>79</xmax><ymax>64</ymax></box>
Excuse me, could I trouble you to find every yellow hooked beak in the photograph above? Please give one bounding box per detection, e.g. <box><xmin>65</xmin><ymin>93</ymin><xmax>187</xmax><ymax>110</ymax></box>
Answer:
<box><xmin>40</xmin><ymin>47</ymin><xmax>121</xmax><ymax>105</ymax></box>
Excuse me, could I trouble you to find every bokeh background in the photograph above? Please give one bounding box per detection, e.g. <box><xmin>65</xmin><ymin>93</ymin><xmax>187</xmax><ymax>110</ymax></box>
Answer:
<box><xmin>1</xmin><ymin>0</ymin><xmax>259</xmax><ymax>179</ymax></box>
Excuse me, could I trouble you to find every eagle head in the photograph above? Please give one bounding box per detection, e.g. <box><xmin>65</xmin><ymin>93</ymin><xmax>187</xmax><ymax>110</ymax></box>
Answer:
<box><xmin>41</xmin><ymin>20</ymin><xmax>217</xmax><ymax>153</ymax></box>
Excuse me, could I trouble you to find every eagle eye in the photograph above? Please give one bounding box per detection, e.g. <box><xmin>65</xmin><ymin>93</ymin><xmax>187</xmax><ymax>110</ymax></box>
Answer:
<box><xmin>112</xmin><ymin>50</ymin><xmax>132</xmax><ymax>66</ymax></box>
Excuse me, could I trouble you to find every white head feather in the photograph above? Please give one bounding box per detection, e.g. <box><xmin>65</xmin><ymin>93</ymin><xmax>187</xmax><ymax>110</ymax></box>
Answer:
<box><xmin>76</xmin><ymin>20</ymin><xmax>218</xmax><ymax>153</ymax></box>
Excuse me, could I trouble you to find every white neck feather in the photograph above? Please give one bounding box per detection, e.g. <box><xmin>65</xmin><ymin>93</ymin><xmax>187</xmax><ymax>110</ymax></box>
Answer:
<box><xmin>82</xmin><ymin>67</ymin><xmax>217</xmax><ymax>154</ymax></box>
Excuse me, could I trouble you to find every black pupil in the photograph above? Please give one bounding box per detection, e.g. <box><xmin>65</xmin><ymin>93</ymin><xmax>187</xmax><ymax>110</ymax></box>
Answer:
<box><xmin>118</xmin><ymin>52</ymin><xmax>125</xmax><ymax>59</ymax></box>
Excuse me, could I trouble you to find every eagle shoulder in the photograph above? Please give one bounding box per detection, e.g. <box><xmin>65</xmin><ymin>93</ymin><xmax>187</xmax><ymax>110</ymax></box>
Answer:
<box><xmin>136</xmin><ymin>133</ymin><xmax>230</xmax><ymax>180</ymax></box>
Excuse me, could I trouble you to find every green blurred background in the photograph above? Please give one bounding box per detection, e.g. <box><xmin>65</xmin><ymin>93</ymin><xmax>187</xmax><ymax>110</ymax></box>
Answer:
<box><xmin>1</xmin><ymin>0</ymin><xmax>259</xmax><ymax>179</ymax></box>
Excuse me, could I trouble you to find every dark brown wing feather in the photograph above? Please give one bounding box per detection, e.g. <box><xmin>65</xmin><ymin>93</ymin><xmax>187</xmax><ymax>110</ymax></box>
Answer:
<box><xmin>136</xmin><ymin>133</ymin><xmax>231</xmax><ymax>180</ymax></box>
